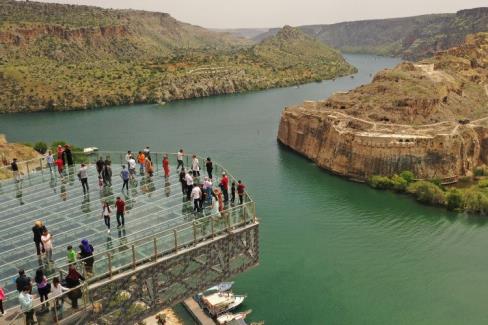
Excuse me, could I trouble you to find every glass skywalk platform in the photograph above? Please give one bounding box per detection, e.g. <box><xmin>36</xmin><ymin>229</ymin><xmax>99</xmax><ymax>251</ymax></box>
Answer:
<box><xmin>0</xmin><ymin>151</ymin><xmax>254</xmax><ymax>311</ymax></box>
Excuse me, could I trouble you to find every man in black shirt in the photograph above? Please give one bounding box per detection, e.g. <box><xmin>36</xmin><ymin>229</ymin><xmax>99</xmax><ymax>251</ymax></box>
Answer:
<box><xmin>11</xmin><ymin>158</ymin><xmax>20</xmax><ymax>181</ymax></box>
<box><xmin>15</xmin><ymin>269</ymin><xmax>31</xmax><ymax>293</ymax></box>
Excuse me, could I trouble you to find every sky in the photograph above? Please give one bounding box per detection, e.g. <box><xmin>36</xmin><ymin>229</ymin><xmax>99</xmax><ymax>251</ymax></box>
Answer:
<box><xmin>32</xmin><ymin>0</ymin><xmax>487</xmax><ymax>29</ymax></box>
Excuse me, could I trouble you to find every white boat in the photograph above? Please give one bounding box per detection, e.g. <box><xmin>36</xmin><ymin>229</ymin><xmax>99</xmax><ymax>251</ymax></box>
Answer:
<box><xmin>217</xmin><ymin>310</ymin><xmax>251</xmax><ymax>324</ymax></box>
<box><xmin>204</xmin><ymin>281</ymin><xmax>234</xmax><ymax>295</ymax></box>
<box><xmin>200</xmin><ymin>291</ymin><xmax>246</xmax><ymax>317</ymax></box>
<box><xmin>83</xmin><ymin>147</ymin><xmax>99</xmax><ymax>154</ymax></box>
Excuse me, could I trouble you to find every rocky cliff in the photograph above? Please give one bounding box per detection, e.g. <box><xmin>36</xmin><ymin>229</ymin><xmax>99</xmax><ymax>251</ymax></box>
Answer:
<box><xmin>0</xmin><ymin>1</ymin><xmax>355</xmax><ymax>113</ymax></box>
<box><xmin>278</xmin><ymin>33</ymin><xmax>488</xmax><ymax>180</ymax></box>
<box><xmin>254</xmin><ymin>7</ymin><xmax>488</xmax><ymax>60</ymax></box>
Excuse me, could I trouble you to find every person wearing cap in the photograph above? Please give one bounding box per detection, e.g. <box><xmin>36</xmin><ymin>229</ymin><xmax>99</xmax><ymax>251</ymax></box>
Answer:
<box><xmin>220</xmin><ymin>172</ymin><xmax>229</xmax><ymax>203</ymax></box>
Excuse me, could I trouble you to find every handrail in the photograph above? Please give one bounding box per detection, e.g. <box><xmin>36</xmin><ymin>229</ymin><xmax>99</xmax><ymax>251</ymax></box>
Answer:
<box><xmin>4</xmin><ymin>201</ymin><xmax>256</xmax><ymax>309</ymax></box>
<box><xmin>7</xmin><ymin>282</ymin><xmax>86</xmax><ymax>325</ymax></box>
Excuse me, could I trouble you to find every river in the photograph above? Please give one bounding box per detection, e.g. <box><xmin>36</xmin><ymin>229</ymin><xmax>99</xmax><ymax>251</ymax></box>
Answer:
<box><xmin>2</xmin><ymin>54</ymin><xmax>487</xmax><ymax>324</ymax></box>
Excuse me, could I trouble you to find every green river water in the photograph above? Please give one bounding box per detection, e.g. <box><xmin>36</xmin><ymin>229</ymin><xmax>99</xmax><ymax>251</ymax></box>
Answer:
<box><xmin>2</xmin><ymin>54</ymin><xmax>488</xmax><ymax>324</ymax></box>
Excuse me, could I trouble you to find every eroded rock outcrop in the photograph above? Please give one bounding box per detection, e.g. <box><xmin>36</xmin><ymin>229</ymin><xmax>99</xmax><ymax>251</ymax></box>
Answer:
<box><xmin>278</xmin><ymin>33</ymin><xmax>488</xmax><ymax>181</ymax></box>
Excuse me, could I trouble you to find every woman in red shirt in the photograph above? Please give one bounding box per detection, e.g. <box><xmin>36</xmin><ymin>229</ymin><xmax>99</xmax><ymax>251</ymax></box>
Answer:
<box><xmin>55</xmin><ymin>158</ymin><xmax>64</xmax><ymax>177</ymax></box>
<box><xmin>162</xmin><ymin>154</ymin><xmax>170</xmax><ymax>178</ymax></box>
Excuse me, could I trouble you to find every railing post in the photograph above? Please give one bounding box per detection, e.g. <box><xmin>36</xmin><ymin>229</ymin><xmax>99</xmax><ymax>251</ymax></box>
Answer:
<box><xmin>40</xmin><ymin>158</ymin><xmax>44</xmax><ymax>176</ymax></box>
<box><xmin>54</xmin><ymin>297</ymin><xmax>60</xmax><ymax>324</ymax></box>
<box><xmin>82</xmin><ymin>280</ymin><xmax>89</xmax><ymax>308</ymax></box>
<box><xmin>153</xmin><ymin>237</ymin><xmax>157</xmax><ymax>261</ymax></box>
<box><xmin>211</xmin><ymin>217</ymin><xmax>215</xmax><ymax>239</ymax></box>
<box><xmin>26</xmin><ymin>161</ymin><xmax>30</xmax><ymax>177</ymax></box>
<box><xmin>243</xmin><ymin>204</ymin><xmax>248</xmax><ymax>224</ymax></box>
<box><xmin>253</xmin><ymin>203</ymin><xmax>257</xmax><ymax>223</ymax></box>
<box><xmin>131</xmin><ymin>245</ymin><xmax>136</xmax><ymax>269</ymax></box>
<box><xmin>193</xmin><ymin>221</ymin><xmax>197</xmax><ymax>244</ymax></box>
<box><xmin>173</xmin><ymin>229</ymin><xmax>178</xmax><ymax>252</ymax></box>
<box><xmin>226</xmin><ymin>212</ymin><xmax>231</xmax><ymax>233</ymax></box>
<box><xmin>108</xmin><ymin>253</ymin><xmax>113</xmax><ymax>278</ymax></box>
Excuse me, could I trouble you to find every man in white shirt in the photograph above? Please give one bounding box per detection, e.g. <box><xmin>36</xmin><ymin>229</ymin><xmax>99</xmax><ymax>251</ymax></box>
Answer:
<box><xmin>191</xmin><ymin>155</ymin><xmax>200</xmax><ymax>177</ymax></box>
<box><xmin>191</xmin><ymin>185</ymin><xmax>202</xmax><ymax>212</ymax></box>
<box><xmin>128</xmin><ymin>157</ymin><xmax>136</xmax><ymax>180</ymax></box>
<box><xmin>77</xmin><ymin>164</ymin><xmax>89</xmax><ymax>195</ymax></box>
<box><xmin>185</xmin><ymin>172</ymin><xmax>193</xmax><ymax>200</ymax></box>
<box><xmin>177</xmin><ymin>149</ymin><xmax>184</xmax><ymax>171</ymax></box>
<box><xmin>125</xmin><ymin>151</ymin><xmax>132</xmax><ymax>163</ymax></box>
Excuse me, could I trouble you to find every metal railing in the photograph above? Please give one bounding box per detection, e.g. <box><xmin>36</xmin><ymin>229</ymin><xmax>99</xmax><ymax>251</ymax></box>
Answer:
<box><xmin>5</xmin><ymin>201</ymin><xmax>256</xmax><ymax>322</ymax></box>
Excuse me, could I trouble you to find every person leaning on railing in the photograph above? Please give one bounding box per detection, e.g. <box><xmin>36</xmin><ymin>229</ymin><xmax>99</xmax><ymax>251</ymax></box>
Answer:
<box><xmin>64</xmin><ymin>265</ymin><xmax>84</xmax><ymax>309</ymax></box>
<box><xmin>18</xmin><ymin>286</ymin><xmax>35</xmax><ymax>325</ymax></box>
<box><xmin>51</xmin><ymin>277</ymin><xmax>68</xmax><ymax>320</ymax></box>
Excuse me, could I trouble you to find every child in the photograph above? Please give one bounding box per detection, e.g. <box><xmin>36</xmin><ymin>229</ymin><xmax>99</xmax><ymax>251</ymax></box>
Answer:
<box><xmin>67</xmin><ymin>245</ymin><xmax>77</xmax><ymax>264</ymax></box>
<box><xmin>98</xmin><ymin>175</ymin><xmax>104</xmax><ymax>190</ymax></box>
<box><xmin>0</xmin><ymin>285</ymin><xmax>4</xmax><ymax>316</ymax></box>
<box><xmin>231</xmin><ymin>181</ymin><xmax>236</xmax><ymax>204</ymax></box>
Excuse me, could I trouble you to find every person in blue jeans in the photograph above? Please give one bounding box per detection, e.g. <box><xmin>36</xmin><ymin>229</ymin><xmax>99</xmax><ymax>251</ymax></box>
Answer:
<box><xmin>120</xmin><ymin>165</ymin><xmax>130</xmax><ymax>192</ymax></box>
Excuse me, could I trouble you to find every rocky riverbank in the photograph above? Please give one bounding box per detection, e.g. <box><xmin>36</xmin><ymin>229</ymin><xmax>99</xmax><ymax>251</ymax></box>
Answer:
<box><xmin>278</xmin><ymin>33</ymin><xmax>488</xmax><ymax>181</ymax></box>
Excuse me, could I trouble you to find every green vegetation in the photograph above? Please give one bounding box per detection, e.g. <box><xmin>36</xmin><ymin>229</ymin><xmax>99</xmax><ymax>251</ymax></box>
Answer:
<box><xmin>406</xmin><ymin>181</ymin><xmax>445</xmax><ymax>206</ymax></box>
<box><xmin>33</xmin><ymin>141</ymin><xmax>48</xmax><ymax>154</ymax></box>
<box><xmin>367</xmin><ymin>170</ymin><xmax>488</xmax><ymax>215</ymax></box>
<box><xmin>0</xmin><ymin>1</ymin><xmax>355</xmax><ymax>113</ymax></box>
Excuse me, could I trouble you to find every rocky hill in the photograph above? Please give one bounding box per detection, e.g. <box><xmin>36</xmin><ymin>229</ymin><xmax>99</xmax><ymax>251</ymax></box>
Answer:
<box><xmin>254</xmin><ymin>7</ymin><xmax>488</xmax><ymax>60</ymax></box>
<box><xmin>278</xmin><ymin>33</ymin><xmax>488</xmax><ymax>181</ymax></box>
<box><xmin>0</xmin><ymin>134</ymin><xmax>42</xmax><ymax>179</ymax></box>
<box><xmin>0</xmin><ymin>1</ymin><xmax>355</xmax><ymax>113</ymax></box>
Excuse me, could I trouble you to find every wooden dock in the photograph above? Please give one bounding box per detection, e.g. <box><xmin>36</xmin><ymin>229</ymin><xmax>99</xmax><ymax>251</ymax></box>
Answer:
<box><xmin>183</xmin><ymin>298</ymin><xmax>216</xmax><ymax>325</ymax></box>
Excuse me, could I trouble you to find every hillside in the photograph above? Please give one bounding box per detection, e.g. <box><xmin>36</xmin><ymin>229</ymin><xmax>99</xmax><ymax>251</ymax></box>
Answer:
<box><xmin>278</xmin><ymin>32</ymin><xmax>488</xmax><ymax>181</ymax></box>
<box><xmin>253</xmin><ymin>7</ymin><xmax>488</xmax><ymax>59</ymax></box>
<box><xmin>0</xmin><ymin>1</ymin><xmax>355</xmax><ymax>113</ymax></box>
<box><xmin>0</xmin><ymin>134</ymin><xmax>42</xmax><ymax>180</ymax></box>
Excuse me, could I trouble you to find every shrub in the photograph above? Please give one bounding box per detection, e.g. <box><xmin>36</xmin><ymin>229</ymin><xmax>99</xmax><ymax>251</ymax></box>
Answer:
<box><xmin>33</xmin><ymin>141</ymin><xmax>48</xmax><ymax>154</ymax></box>
<box><xmin>391</xmin><ymin>174</ymin><xmax>408</xmax><ymax>191</ymax></box>
<box><xmin>368</xmin><ymin>175</ymin><xmax>393</xmax><ymax>189</ymax></box>
<box><xmin>399</xmin><ymin>170</ymin><xmax>414</xmax><ymax>183</ymax></box>
<box><xmin>458</xmin><ymin>175</ymin><xmax>473</xmax><ymax>185</ymax></box>
<box><xmin>463</xmin><ymin>189</ymin><xmax>488</xmax><ymax>215</ymax></box>
<box><xmin>474</xmin><ymin>165</ymin><xmax>488</xmax><ymax>177</ymax></box>
<box><xmin>479</xmin><ymin>179</ymin><xmax>488</xmax><ymax>188</ymax></box>
<box><xmin>407</xmin><ymin>181</ymin><xmax>445</xmax><ymax>205</ymax></box>
<box><xmin>446</xmin><ymin>189</ymin><xmax>464</xmax><ymax>211</ymax></box>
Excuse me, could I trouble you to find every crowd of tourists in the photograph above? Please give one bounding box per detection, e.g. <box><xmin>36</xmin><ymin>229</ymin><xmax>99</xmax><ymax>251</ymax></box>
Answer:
<box><xmin>3</xmin><ymin>147</ymin><xmax>246</xmax><ymax>323</ymax></box>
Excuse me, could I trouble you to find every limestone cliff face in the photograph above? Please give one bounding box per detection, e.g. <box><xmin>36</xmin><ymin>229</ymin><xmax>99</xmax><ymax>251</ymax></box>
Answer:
<box><xmin>278</xmin><ymin>33</ymin><xmax>488</xmax><ymax>180</ymax></box>
<box><xmin>278</xmin><ymin>105</ymin><xmax>482</xmax><ymax>180</ymax></box>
